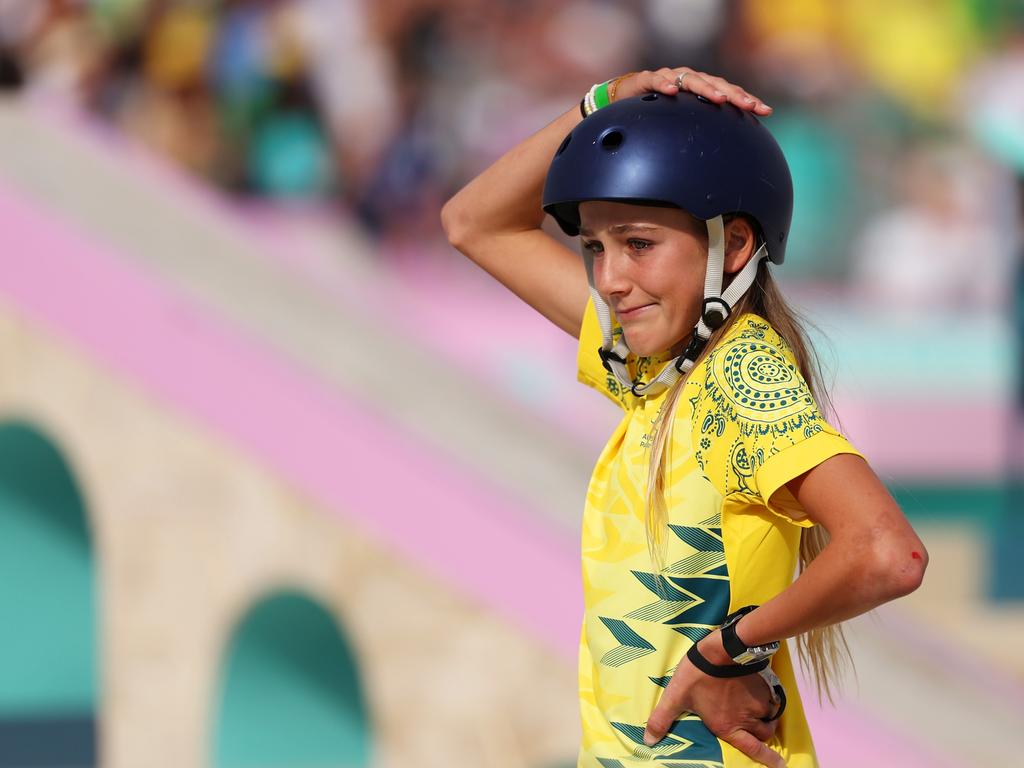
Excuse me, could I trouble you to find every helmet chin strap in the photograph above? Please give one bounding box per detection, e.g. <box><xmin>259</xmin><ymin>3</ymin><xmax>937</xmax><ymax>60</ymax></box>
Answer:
<box><xmin>584</xmin><ymin>214</ymin><xmax>768</xmax><ymax>398</ymax></box>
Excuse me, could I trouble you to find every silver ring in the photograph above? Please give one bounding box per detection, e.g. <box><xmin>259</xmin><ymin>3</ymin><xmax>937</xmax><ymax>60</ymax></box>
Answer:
<box><xmin>674</xmin><ymin>72</ymin><xmax>689</xmax><ymax>89</ymax></box>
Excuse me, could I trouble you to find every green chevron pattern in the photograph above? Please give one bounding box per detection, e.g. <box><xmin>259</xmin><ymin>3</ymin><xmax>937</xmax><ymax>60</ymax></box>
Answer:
<box><xmin>598</xmin><ymin>617</ymin><xmax>656</xmax><ymax>667</ymax></box>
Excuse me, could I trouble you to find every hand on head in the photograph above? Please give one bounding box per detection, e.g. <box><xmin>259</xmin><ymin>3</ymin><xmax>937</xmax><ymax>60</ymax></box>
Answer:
<box><xmin>611</xmin><ymin>67</ymin><xmax>773</xmax><ymax>116</ymax></box>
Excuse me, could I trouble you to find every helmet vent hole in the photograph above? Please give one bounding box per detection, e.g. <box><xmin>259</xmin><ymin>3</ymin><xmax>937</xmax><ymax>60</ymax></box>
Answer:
<box><xmin>600</xmin><ymin>130</ymin><xmax>624</xmax><ymax>150</ymax></box>
<box><xmin>556</xmin><ymin>134</ymin><xmax>572</xmax><ymax>155</ymax></box>
<box><xmin>641</xmin><ymin>93</ymin><xmax>658</xmax><ymax>102</ymax></box>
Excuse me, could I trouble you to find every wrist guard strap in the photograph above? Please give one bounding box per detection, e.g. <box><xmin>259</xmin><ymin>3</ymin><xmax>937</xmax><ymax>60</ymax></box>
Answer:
<box><xmin>686</xmin><ymin>642</ymin><xmax>770</xmax><ymax>678</ymax></box>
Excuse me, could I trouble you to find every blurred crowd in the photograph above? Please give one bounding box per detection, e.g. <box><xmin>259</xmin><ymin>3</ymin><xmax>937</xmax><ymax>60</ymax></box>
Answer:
<box><xmin>1</xmin><ymin>0</ymin><xmax>1023</xmax><ymax>308</ymax></box>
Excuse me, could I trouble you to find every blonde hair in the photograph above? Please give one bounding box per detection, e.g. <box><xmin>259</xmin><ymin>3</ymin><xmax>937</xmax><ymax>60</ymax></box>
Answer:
<box><xmin>644</xmin><ymin>257</ymin><xmax>851</xmax><ymax>703</ymax></box>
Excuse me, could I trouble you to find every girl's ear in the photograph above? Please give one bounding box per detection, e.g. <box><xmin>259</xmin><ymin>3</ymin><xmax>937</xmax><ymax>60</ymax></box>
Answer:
<box><xmin>723</xmin><ymin>217</ymin><xmax>756</xmax><ymax>274</ymax></box>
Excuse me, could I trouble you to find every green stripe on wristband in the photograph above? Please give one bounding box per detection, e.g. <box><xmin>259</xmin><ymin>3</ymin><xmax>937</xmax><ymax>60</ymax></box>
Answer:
<box><xmin>593</xmin><ymin>80</ymin><xmax>611</xmax><ymax>110</ymax></box>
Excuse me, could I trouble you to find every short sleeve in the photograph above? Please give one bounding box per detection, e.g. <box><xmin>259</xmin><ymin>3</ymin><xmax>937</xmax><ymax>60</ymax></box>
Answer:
<box><xmin>577</xmin><ymin>298</ymin><xmax>630</xmax><ymax>409</ymax></box>
<box><xmin>689</xmin><ymin>317</ymin><xmax>863</xmax><ymax>526</ymax></box>
<box><xmin>751</xmin><ymin>429</ymin><xmax>862</xmax><ymax>525</ymax></box>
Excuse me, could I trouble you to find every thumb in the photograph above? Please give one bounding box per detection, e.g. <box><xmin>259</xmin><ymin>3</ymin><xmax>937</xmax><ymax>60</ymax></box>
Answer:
<box><xmin>722</xmin><ymin>728</ymin><xmax>786</xmax><ymax>768</ymax></box>
<box><xmin>643</xmin><ymin>694</ymin><xmax>684</xmax><ymax>746</ymax></box>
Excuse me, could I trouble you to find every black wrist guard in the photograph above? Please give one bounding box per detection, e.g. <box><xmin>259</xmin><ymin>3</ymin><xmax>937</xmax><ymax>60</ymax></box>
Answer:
<box><xmin>686</xmin><ymin>641</ymin><xmax>769</xmax><ymax>678</ymax></box>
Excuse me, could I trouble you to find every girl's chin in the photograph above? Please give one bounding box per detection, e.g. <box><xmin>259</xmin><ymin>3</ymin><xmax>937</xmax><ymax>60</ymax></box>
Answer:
<box><xmin>622</xmin><ymin>333</ymin><xmax>673</xmax><ymax>359</ymax></box>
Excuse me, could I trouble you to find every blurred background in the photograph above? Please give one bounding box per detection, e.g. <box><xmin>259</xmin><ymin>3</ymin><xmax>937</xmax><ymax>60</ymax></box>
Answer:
<box><xmin>0</xmin><ymin>0</ymin><xmax>1022</xmax><ymax>766</ymax></box>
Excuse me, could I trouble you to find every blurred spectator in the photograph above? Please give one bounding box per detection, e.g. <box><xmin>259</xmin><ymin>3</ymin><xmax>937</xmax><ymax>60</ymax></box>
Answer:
<box><xmin>0</xmin><ymin>0</ymin><xmax>1019</xmax><ymax>304</ymax></box>
<box><xmin>769</xmin><ymin>106</ymin><xmax>860</xmax><ymax>278</ymax></box>
<box><xmin>965</xmin><ymin>17</ymin><xmax>1024</xmax><ymax>601</ymax></box>
<box><xmin>638</xmin><ymin>0</ymin><xmax>727</xmax><ymax>73</ymax></box>
<box><xmin>738</xmin><ymin>0</ymin><xmax>851</xmax><ymax>102</ymax></box>
<box><xmin>209</xmin><ymin>0</ymin><xmax>332</xmax><ymax>196</ymax></box>
<box><xmin>0</xmin><ymin>0</ymin><xmax>103</xmax><ymax>99</ymax></box>
<box><xmin>850</xmin><ymin>141</ymin><xmax>1006</xmax><ymax>313</ymax></box>
<box><xmin>965</xmin><ymin>19</ymin><xmax>1024</xmax><ymax>195</ymax></box>
<box><xmin>117</xmin><ymin>1</ymin><xmax>220</xmax><ymax>176</ymax></box>
<box><xmin>837</xmin><ymin>0</ymin><xmax>983</xmax><ymax>120</ymax></box>
<box><xmin>294</xmin><ymin>0</ymin><xmax>397</xmax><ymax>194</ymax></box>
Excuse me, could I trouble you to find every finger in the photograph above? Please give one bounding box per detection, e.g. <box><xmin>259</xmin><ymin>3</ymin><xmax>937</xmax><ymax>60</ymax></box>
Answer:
<box><xmin>723</xmin><ymin>729</ymin><xmax>786</xmax><ymax>768</ymax></box>
<box><xmin>648</xmin><ymin>67</ymin><xmax>683</xmax><ymax>95</ymax></box>
<box><xmin>670</xmin><ymin>69</ymin><xmax>727</xmax><ymax>102</ymax></box>
<box><xmin>697</xmin><ymin>73</ymin><xmax>773</xmax><ymax>114</ymax></box>
<box><xmin>642</xmin><ymin>693</ymin><xmax>685</xmax><ymax>746</ymax></box>
<box><xmin>746</xmin><ymin>716</ymin><xmax>777</xmax><ymax>743</ymax></box>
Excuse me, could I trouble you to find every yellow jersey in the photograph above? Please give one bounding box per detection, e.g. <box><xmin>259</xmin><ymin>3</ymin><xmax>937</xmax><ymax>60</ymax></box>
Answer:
<box><xmin>576</xmin><ymin>301</ymin><xmax>861</xmax><ymax>768</ymax></box>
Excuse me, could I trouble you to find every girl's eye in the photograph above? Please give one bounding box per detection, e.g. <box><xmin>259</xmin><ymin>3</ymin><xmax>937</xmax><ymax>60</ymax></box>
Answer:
<box><xmin>628</xmin><ymin>238</ymin><xmax>652</xmax><ymax>251</ymax></box>
<box><xmin>582</xmin><ymin>240</ymin><xmax>604</xmax><ymax>254</ymax></box>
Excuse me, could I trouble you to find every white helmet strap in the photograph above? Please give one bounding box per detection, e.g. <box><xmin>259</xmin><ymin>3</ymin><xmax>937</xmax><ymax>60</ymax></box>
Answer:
<box><xmin>584</xmin><ymin>214</ymin><xmax>768</xmax><ymax>398</ymax></box>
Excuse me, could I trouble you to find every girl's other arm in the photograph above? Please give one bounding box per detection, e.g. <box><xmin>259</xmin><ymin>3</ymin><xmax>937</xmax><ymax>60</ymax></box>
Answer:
<box><xmin>643</xmin><ymin>454</ymin><xmax>928</xmax><ymax>759</ymax></box>
<box><xmin>712</xmin><ymin>453</ymin><xmax>927</xmax><ymax>647</ymax></box>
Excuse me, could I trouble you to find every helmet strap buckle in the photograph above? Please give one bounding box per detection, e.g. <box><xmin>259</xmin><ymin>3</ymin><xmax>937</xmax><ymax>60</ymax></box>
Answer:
<box><xmin>701</xmin><ymin>296</ymin><xmax>732</xmax><ymax>330</ymax></box>
<box><xmin>675</xmin><ymin>330</ymin><xmax>709</xmax><ymax>372</ymax></box>
<box><xmin>598</xmin><ymin>345</ymin><xmax>628</xmax><ymax>374</ymax></box>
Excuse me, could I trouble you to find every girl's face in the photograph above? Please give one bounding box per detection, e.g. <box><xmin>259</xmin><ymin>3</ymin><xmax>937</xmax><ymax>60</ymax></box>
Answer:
<box><xmin>579</xmin><ymin>201</ymin><xmax>709</xmax><ymax>357</ymax></box>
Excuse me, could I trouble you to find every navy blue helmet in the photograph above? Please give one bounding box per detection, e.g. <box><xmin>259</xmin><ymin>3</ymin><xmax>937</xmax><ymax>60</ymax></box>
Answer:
<box><xmin>542</xmin><ymin>92</ymin><xmax>794</xmax><ymax>264</ymax></box>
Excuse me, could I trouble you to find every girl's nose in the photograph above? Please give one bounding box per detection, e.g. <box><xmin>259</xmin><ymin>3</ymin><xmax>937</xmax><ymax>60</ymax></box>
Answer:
<box><xmin>594</xmin><ymin>251</ymin><xmax>630</xmax><ymax>298</ymax></box>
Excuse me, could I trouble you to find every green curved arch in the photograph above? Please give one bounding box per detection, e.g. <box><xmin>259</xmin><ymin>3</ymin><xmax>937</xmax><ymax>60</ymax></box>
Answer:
<box><xmin>212</xmin><ymin>590</ymin><xmax>371</xmax><ymax>767</ymax></box>
<box><xmin>0</xmin><ymin>420</ymin><xmax>96</xmax><ymax>713</ymax></box>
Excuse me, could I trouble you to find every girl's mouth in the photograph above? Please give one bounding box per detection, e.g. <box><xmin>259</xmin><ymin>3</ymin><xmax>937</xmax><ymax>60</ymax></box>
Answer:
<box><xmin>616</xmin><ymin>304</ymin><xmax>654</xmax><ymax>321</ymax></box>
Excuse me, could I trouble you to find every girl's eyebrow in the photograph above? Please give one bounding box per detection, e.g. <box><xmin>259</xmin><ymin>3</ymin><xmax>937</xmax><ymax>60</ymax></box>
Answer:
<box><xmin>579</xmin><ymin>224</ymin><xmax>662</xmax><ymax>236</ymax></box>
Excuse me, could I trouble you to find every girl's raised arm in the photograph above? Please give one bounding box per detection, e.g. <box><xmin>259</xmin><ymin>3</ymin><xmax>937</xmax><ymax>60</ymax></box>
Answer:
<box><xmin>440</xmin><ymin>68</ymin><xmax>771</xmax><ymax>337</ymax></box>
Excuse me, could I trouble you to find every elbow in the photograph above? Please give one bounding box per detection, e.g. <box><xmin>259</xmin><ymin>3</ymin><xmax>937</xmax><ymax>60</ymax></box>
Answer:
<box><xmin>440</xmin><ymin>196</ymin><xmax>473</xmax><ymax>252</ymax></box>
<box><xmin>868</xmin><ymin>540</ymin><xmax>928</xmax><ymax>601</ymax></box>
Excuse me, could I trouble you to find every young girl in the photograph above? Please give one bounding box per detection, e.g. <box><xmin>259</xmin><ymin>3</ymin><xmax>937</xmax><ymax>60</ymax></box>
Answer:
<box><xmin>441</xmin><ymin>67</ymin><xmax>927</xmax><ymax>768</ymax></box>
